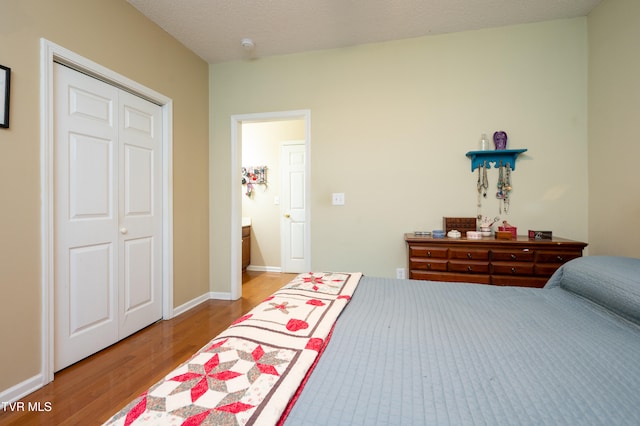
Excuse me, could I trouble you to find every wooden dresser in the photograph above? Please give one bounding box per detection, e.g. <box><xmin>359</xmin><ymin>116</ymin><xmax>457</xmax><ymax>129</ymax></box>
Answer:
<box><xmin>405</xmin><ymin>234</ymin><xmax>587</xmax><ymax>288</ymax></box>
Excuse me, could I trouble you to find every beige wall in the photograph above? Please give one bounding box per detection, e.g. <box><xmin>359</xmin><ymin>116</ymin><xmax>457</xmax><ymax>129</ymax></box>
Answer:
<box><xmin>211</xmin><ymin>18</ymin><xmax>589</xmax><ymax>291</ymax></box>
<box><xmin>0</xmin><ymin>1</ymin><xmax>209</xmax><ymax>394</ymax></box>
<box><xmin>588</xmin><ymin>0</ymin><xmax>640</xmax><ymax>257</ymax></box>
<box><xmin>241</xmin><ymin>120</ymin><xmax>305</xmax><ymax>268</ymax></box>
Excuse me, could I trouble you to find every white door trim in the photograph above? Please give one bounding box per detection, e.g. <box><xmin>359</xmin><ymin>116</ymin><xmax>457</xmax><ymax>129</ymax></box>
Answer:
<box><xmin>227</xmin><ymin>110</ymin><xmax>311</xmax><ymax>300</ymax></box>
<box><xmin>40</xmin><ymin>39</ymin><xmax>174</xmax><ymax>385</ymax></box>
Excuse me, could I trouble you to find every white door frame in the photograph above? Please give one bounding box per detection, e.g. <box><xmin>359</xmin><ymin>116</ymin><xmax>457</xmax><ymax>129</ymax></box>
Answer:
<box><xmin>229</xmin><ymin>110</ymin><xmax>311</xmax><ymax>299</ymax></box>
<box><xmin>40</xmin><ymin>39</ymin><xmax>174</xmax><ymax>385</ymax></box>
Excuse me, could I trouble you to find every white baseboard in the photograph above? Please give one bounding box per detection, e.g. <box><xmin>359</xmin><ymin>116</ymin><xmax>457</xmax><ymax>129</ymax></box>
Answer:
<box><xmin>209</xmin><ymin>292</ymin><xmax>232</xmax><ymax>300</ymax></box>
<box><xmin>0</xmin><ymin>373</ymin><xmax>45</xmax><ymax>405</ymax></box>
<box><xmin>171</xmin><ymin>292</ymin><xmax>211</xmax><ymax>317</ymax></box>
<box><xmin>172</xmin><ymin>291</ymin><xmax>235</xmax><ymax>315</ymax></box>
<box><xmin>246</xmin><ymin>265</ymin><xmax>282</xmax><ymax>273</ymax></box>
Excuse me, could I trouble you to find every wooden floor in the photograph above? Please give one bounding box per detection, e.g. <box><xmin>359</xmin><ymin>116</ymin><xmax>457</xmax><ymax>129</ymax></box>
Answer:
<box><xmin>0</xmin><ymin>271</ymin><xmax>295</xmax><ymax>426</ymax></box>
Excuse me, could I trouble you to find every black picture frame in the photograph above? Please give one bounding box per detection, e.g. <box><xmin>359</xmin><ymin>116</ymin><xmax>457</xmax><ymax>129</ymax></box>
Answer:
<box><xmin>1</xmin><ymin>65</ymin><xmax>11</xmax><ymax>128</ymax></box>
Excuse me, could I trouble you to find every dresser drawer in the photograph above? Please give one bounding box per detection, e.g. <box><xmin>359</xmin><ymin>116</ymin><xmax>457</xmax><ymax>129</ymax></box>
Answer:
<box><xmin>409</xmin><ymin>258</ymin><xmax>448</xmax><ymax>271</ymax></box>
<box><xmin>535</xmin><ymin>264</ymin><xmax>564</xmax><ymax>277</ymax></box>
<box><xmin>410</xmin><ymin>269</ymin><xmax>491</xmax><ymax>284</ymax></box>
<box><xmin>536</xmin><ymin>251</ymin><xmax>581</xmax><ymax>264</ymax></box>
<box><xmin>492</xmin><ymin>275</ymin><xmax>548</xmax><ymax>288</ymax></box>
<box><xmin>491</xmin><ymin>249</ymin><xmax>535</xmax><ymax>262</ymax></box>
<box><xmin>443</xmin><ymin>273</ymin><xmax>491</xmax><ymax>284</ymax></box>
<box><xmin>492</xmin><ymin>262</ymin><xmax>535</xmax><ymax>276</ymax></box>
<box><xmin>449</xmin><ymin>260</ymin><xmax>490</xmax><ymax>274</ymax></box>
<box><xmin>450</xmin><ymin>249</ymin><xmax>490</xmax><ymax>261</ymax></box>
<box><xmin>409</xmin><ymin>246</ymin><xmax>448</xmax><ymax>259</ymax></box>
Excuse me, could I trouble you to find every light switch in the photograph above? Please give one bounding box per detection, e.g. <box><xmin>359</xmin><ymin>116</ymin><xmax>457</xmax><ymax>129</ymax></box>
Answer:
<box><xmin>332</xmin><ymin>193</ymin><xmax>345</xmax><ymax>205</ymax></box>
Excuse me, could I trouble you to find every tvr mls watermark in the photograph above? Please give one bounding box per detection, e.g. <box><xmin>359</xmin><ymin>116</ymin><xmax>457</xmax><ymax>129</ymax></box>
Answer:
<box><xmin>2</xmin><ymin>401</ymin><xmax>53</xmax><ymax>412</ymax></box>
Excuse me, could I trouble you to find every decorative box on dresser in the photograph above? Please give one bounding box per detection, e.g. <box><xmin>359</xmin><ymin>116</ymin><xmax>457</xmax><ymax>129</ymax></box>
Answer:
<box><xmin>405</xmin><ymin>234</ymin><xmax>588</xmax><ymax>288</ymax></box>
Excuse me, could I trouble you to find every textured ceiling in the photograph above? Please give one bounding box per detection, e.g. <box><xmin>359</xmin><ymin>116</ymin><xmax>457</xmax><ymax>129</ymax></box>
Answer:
<box><xmin>127</xmin><ymin>0</ymin><xmax>601</xmax><ymax>64</ymax></box>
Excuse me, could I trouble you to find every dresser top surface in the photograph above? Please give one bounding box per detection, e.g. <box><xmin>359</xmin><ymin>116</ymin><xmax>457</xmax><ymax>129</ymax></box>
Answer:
<box><xmin>405</xmin><ymin>233</ymin><xmax>587</xmax><ymax>248</ymax></box>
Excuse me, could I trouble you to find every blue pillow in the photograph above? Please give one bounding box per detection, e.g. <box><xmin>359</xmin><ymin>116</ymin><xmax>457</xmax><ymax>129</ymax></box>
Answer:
<box><xmin>545</xmin><ymin>256</ymin><xmax>640</xmax><ymax>324</ymax></box>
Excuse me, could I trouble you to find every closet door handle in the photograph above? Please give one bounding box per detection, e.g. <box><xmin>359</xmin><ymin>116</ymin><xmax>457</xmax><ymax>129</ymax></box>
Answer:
<box><xmin>284</xmin><ymin>213</ymin><xmax>291</xmax><ymax>218</ymax></box>
<box><xmin>120</xmin><ymin>227</ymin><xmax>128</xmax><ymax>235</ymax></box>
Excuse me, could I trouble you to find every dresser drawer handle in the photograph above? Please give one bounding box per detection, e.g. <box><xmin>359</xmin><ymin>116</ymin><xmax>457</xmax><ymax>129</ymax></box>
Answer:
<box><xmin>427</xmin><ymin>263</ymin><xmax>432</xmax><ymax>270</ymax></box>
<box><xmin>467</xmin><ymin>252</ymin><xmax>472</xmax><ymax>259</ymax></box>
<box><xmin>427</xmin><ymin>251</ymin><xmax>432</xmax><ymax>257</ymax></box>
<box><xmin>556</xmin><ymin>255</ymin><xmax>564</xmax><ymax>262</ymax></box>
<box><xmin>511</xmin><ymin>267</ymin><xmax>517</xmax><ymax>273</ymax></box>
<box><xmin>467</xmin><ymin>266</ymin><xmax>473</xmax><ymax>272</ymax></box>
<box><xmin>511</xmin><ymin>254</ymin><xmax>517</xmax><ymax>260</ymax></box>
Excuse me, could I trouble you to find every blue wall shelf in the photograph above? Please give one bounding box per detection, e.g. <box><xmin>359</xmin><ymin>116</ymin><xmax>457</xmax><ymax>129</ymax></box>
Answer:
<box><xmin>465</xmin><ymin>149</ymin><xmax>527</xmax><ymax>171</ymax></box>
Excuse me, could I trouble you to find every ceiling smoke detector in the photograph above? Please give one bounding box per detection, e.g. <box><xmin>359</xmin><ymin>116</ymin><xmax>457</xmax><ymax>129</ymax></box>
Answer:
<box><xmin>241</xmin><ymin>38</ymin><xmax>255</xmax><ymax>50</ymax></box>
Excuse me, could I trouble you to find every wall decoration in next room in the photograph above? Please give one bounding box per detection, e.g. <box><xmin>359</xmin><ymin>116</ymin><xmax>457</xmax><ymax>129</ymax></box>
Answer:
<box><xmin>242</xmin><ymin>166</ymin><xmax>268</xmax><ymax>197</ymax></box>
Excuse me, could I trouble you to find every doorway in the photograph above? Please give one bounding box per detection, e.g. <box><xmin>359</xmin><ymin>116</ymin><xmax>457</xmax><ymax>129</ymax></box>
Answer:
<box><xmin>41</xmin><ymin>39</ymin><xmax>174</xmax><ymax>385</ymax></box>
<box><xmin>230</xmin><ymin>110</ymin><xmax>311</xmax><ymax>300</ymax></box>
<box><xmin>241</xmin><ymin>120</ymin><xmax>306</xmax><ymax>272</ymax></box>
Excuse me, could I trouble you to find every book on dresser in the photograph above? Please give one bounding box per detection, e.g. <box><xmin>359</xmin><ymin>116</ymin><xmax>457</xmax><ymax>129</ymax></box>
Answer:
<box><xmin>405</xmin><ymin>234</ymin><xmax>588</xmax><ymax>288</ymax></box>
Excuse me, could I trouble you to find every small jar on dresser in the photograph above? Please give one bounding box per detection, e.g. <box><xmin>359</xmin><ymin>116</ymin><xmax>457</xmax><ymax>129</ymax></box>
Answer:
<box><xmin>405</xmin><ymin>233</ymin><xmax>588</xmax><ymax>288</ymax></box>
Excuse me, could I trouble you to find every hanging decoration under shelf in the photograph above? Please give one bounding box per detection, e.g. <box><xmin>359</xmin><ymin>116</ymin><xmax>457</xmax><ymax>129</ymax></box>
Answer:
<box><xmin>496</xmin><ymin>161</ymin><xmax>512</xmax><ymax>214</ymax></box>
<box><xmin>476</xmin><ymin>160</ymin><xmax>489</xmax><ymax>211</ymax></box>
<box><xmin>242</xmin><ymin>166</ymin><xmax>268</xmax><ymax>197</ymax></box>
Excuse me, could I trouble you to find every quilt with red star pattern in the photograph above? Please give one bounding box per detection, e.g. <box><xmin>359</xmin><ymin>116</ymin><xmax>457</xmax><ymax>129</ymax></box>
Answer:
<box><xmin>103</xmin><ymin>272</ymin><xmax>362</xmax><ymax>426</ymax></box>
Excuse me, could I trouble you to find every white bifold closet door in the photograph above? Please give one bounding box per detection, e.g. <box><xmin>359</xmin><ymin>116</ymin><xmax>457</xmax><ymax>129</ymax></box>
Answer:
<box><xmin>54</xmin><ymin>63</ymin><xmax>162</xmax><ymax>371</ymax></box>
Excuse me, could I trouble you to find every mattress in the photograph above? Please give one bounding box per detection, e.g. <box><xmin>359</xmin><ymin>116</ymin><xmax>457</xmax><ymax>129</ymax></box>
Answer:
<box><xmin>284</xmin><ymin>274</ymin><xmax>640</xmax><ymax>425</ymax></box>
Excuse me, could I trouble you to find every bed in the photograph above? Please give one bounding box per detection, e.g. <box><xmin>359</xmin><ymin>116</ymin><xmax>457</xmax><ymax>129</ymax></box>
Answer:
<box><xmin>104</xmin><ymin>256</ymin><xmax>640</xmax><ymax>425</ymax></box>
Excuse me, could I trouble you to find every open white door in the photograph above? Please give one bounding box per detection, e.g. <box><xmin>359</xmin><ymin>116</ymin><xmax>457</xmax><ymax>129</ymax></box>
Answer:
<box><xmin>280</xmin><ymin>142</ymin><xmax>308</xmax><ymax>272</ymax></box>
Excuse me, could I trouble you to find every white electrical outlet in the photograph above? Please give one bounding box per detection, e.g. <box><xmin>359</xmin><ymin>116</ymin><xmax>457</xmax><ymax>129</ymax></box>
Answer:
<box><xmin>396</xmin><ymin>268</ymin><xmax>406</xmax><ymax>279</ymax></box>
<box><xmin>331</xmin><ymin>193</ymin><xmax>345</xmax><ymax>205</ymax></box>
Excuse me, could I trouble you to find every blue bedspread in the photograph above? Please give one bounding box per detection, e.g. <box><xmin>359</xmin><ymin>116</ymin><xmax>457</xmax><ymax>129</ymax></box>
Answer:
<box><xmin>284</xmin><ymin>256</ymin><xmax>640</xmax><ymax>425</ymax></box>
